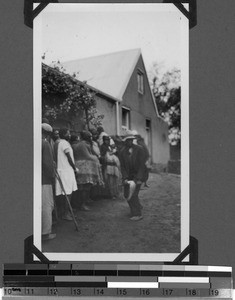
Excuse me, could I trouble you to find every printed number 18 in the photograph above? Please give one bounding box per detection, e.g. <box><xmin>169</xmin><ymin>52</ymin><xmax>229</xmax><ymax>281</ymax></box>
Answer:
<box><xmin>186</xmin><ymin>289</ymin><xmax>197</xmax><ymax>296</ymax></box>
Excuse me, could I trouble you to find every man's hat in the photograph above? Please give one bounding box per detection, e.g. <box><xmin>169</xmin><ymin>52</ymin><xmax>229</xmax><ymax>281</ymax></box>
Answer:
<box><xmin>42</xmin><ymin>123</ymin><xmax>53</xmax><ymax>132</ymax></box>
<box><xmin>123</xmin><ymin>180</ymin><xmax>136</xmax><ymax>201</ymax></box>
<box><xmin>103</xmin><ymin>135</ymin><xmax>110</xmax><ymax>141</ymax></box>
<box><xmin>122</xmin><ymin>130</ymin><xmax>136</xmax><ymax>142</ymax></box>
<box><xmin>131</xmin><ymin>130</ymin><xmax>139</xmax><ymax>136</ymax></box>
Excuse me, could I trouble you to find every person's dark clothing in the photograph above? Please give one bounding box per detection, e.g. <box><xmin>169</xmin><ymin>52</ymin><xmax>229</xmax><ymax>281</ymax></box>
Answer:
<box><xmin>100</xmin><ymin>143</ymin><xmax>111</xmax><ymax>169</ymax></box>
<box><xmin>138</xmin><ymin>141</ymin><xmax>150</xmax><ymax>183</ymax></box>
<box><xmin>100</xmin><ymin>143</ymin><xmax>110</xmax><ymax>157</ymax></box>
<box><xmin>119</xmin><ymin>144</ymin><xmax>146</xmax><ymax>183</ymax></box>
<box><xmin>119</xmin><ymin>144</ymin><xmax>146</xmax><ymax>217</ymax></box>
<box><xmin>72</xmin><ymin>140</ymin><xmax>97</xmax><ymax>162</ymax></box>
<box><xmin>53</xmin><ymin>138</ymin><xmax>60</xmax><ymax>165</ymax></box>
<box><xmin>139</xmin><ymin>142</ymin><xmax>150</xmax><ymax>162</ymax></box>
<box><xmin>128</xmin><ymin>184</ymin><xmax>142</xmax><ymax>216</ymax></box>
<box><xmin>42</xmin><ymin>138</ymin><xmax>54</xmax><ymax>185</ymax></box>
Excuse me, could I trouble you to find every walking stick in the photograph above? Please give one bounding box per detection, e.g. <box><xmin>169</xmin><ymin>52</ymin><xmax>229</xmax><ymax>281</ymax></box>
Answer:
<box><xmin>53</xmin><ymin>194</ymin><xmax>59</xmax><ymax>221</ymax></box>
<box><xmin>54</xmin><ymin>169</ymin><xmax>79</xmax><ymax>232</ymax></box>
<box><xmin>52</xmin><ymin>184</ymin><xmax>59</xmax><ymax>221</ymax></box>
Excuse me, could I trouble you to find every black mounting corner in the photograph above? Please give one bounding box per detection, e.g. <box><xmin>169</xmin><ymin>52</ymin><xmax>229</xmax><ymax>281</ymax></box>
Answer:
<box><xmin>24</xmin><ymin>235</ymin><xmax>58</xmax><ymax>264</ymax></box>
<box><xmin>162</xmin><ymin>0</ymin><xmax>197</xmax><ymax>29</ymax></box>
<box><xmin>165</xmin><ymin>236</ymin><xmax>198</xmax><ymax>265</ymax></box>
<box><xmin>25</xmin><ymin>0</ymin><xmax>197</xmax><ymax>29</ymax></box>
<box><xmin>24</xmin><ymin>0</ymin><xmax>58</xmax><ymax>28</ymax></box>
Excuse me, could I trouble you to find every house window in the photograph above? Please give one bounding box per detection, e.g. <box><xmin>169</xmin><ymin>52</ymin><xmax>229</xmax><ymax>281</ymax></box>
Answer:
<box><xmin>137</xmin><ymin>70</ymin><xmax>144</xmax><ymax>94</ymax></box>
<box><xmin>145</xmin><ymin>119</ymin><xmax>152</xmax><ymax>156</ymax></box>
<box><xmin>122</xmin><ymin>107</ymin><xmax>130</xmax><ymax>131</ymax></box>
<box><xmin>146</xmin><ymin>119</ymin><xmax>151</xmax><ymax>130</ymax></box>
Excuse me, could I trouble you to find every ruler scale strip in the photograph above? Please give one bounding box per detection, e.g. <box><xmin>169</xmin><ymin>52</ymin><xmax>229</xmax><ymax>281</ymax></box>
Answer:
<box><xmin>2</xmin><ymin>264</ymin><xmax>233</xmax><ymax>298</ymax></box>
<box><xmin>3</xmin><ymin>288</ymin><xmax>233</xmax><ymax>298</ymax></box>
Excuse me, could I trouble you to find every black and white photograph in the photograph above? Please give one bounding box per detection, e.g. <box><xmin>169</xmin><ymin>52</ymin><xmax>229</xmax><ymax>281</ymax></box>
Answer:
<box><xmin>3</xmin><ymin>0</ymin><xmax>235</xmax><ymax>291</ymax></box>
<box><xmin>34</xmin><ymin>3</ymin><xmax>189</xmax><ymax>261</ymax></box>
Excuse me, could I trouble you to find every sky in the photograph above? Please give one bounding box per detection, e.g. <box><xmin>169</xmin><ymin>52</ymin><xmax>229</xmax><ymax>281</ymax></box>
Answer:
<box><xmin>38</xmin><ymin>4</ymin><xmax>186</xmax><ymax>74</ymax></box>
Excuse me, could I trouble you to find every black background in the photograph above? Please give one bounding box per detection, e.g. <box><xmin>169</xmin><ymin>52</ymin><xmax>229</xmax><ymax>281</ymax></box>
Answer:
<box><xmin>0</xmin><ymin>0</ymin><xmax>235</xmax><ymax>285</ymax></box>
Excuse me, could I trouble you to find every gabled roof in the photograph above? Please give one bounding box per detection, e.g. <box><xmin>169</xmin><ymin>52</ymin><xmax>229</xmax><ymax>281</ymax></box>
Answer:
<box><xmin>61</xmin><ymin>49</ymin><xmax>141</xmax><ymax>101</ymax></box>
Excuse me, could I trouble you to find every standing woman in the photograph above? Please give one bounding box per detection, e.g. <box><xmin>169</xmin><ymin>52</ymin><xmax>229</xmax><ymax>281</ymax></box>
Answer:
<box><xmin>55</xmin><ymin>128</ymin><xmax>78</xmax><ymax>220</ymax></box>
<box><xmin>100</xmin><ymin>136</ymin><xmax>121</xmax><ymax>199</ymax></box>
<box><xmin>90</xmin><ymin>128</ymin><xmax>101</xmax><ymax>160</ymax></box>
<box><xmin>72</xmin><ymin>130</ymin><xmax>103</xmax><ymax>211</ymax></box>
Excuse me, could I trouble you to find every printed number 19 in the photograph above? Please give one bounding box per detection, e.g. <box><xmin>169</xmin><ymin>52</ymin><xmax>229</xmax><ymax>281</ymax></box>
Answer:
<box><xmin>210</xmin><ymin>290</ymin><xmax>219</xmax><ymax>296</ymax></box>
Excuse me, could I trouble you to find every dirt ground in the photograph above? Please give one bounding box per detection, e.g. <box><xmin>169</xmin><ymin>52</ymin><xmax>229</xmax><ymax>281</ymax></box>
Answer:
<box><xmin>42</xmin><ymin>173</ymin><xmax>180</xmax><ymax>254</ymax></box>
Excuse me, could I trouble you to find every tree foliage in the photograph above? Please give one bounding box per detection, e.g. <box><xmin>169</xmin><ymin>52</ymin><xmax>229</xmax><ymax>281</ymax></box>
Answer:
<box><xmin>150</xmin><ymin>65</ymin><xmax>181</xmax><ymax>145</ymax></box>
<box><xmin>42</xmin><ymin>62</ymin><xmax>104</xmax><ymax>130</ymax></box>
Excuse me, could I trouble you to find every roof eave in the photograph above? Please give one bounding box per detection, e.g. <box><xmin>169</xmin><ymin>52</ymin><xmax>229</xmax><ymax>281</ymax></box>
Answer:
<box><xmin>42</xmin><ymin>62</ymin><xmax>121</xmax><ymax>103</ymax></box>
<box><xmin>78</xmin><ymin>79</ymin><xmax>121</xmax><ymax>103</ymax></box>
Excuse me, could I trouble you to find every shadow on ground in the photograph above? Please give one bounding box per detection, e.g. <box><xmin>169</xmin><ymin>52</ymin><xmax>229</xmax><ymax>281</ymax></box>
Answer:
<box><xmin>42</xmin><ymin>173</ymin><xmax>181</xmax><ymax>254</ymax></box>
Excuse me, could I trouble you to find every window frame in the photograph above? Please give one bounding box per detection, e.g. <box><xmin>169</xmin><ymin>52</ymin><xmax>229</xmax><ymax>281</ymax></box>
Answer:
<box><xmin>137</xmin><ymin>68</ymin><xmax>144</xmax><ymax>94</ymax></box>
<box><xmin>121</xmin><ymin>106</ymin><xmax>131</xmax><ymax>131</ymax></box>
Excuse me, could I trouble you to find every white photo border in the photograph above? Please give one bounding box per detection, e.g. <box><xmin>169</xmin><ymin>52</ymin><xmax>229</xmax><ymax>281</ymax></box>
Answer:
<box><xmin>33</xmin><ymin>3</ymin><xmax>189</xmax><ymax>262</ymax></box>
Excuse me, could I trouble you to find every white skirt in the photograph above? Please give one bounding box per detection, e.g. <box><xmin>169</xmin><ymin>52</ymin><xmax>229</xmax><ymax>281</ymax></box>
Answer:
<box><xmin>55</xmin><ymin>168</ymin><xmax>77</xmax><ymax>196</ymax></box>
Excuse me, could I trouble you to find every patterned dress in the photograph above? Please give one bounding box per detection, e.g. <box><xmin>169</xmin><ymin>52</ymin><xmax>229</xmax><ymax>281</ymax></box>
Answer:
<box><xmin>72</xmin><ymin>140</ymin><xmax>103</xmax><ymax>190</ymax></box>
<box><xmin>100</xmin><ymin>144</ymin><xmax>122</xmax><ymax>198</ymax></box>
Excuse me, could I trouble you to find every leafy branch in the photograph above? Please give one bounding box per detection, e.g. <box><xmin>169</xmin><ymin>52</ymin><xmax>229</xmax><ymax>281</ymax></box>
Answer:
<box><xmin>42</xmin><ymin>62</ymin><xmax>104</xmax><ymax>130</ymax></box>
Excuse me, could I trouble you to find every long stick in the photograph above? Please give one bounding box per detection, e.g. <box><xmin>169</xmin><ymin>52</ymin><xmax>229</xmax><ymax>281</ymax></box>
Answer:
<box><xmin>54</xmin><ymin>169</ymin><xmax>79</xmax><ymax>231</ymax></box>
<box><xmin>52</xmin><ymin>184</ymin><xmax>59</xmax><ymax>221</ymax></box>
<box><xmin>53</xmin><ymin>194</ymin><xmax>59</xmax><ymax>221</ymax></box>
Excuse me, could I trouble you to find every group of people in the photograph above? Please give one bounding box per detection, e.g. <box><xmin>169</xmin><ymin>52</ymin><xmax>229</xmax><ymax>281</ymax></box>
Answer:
<box><xmin>42</xmin><ymin>121</ymin><xmax>150</xmax><ymax>241</ymax></box>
